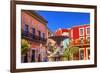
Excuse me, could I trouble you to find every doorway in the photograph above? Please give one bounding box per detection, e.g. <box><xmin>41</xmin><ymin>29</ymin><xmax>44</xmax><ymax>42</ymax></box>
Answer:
<box><xmin>31</xmin><ymin>50</ymin><xmax>35</xmax><ymax>62</ymax></box>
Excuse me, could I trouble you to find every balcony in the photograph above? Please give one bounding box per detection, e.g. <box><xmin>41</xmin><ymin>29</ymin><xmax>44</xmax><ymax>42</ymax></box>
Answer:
<box><xmin>21</xmin><ymin>31</ymin><xmax>47</xmax><ymax>43</ymax></box>
<box><xmin>69</xmin><ymin>39</ymin><xmax>90</xmax><ymax>47</ymax></box>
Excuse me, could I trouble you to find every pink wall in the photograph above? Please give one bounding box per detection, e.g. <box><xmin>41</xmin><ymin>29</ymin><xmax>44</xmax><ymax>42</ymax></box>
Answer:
<box><xmin>21</xmin><ymin>11</ymin><xmax>47</xmax><ymax>38</ymax></box>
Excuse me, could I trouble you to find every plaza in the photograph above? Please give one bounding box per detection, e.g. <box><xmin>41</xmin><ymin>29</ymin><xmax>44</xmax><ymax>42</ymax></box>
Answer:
<box><xmin>21</xmin><ymin>10</ymin><xmax>90</xmax><ymax>63</ymax></box>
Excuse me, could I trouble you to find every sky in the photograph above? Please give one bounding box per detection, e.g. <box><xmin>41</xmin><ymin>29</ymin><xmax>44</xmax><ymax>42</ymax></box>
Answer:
<box><xmin>36</xmin><ymin>10</ymin><xmax>90</xmax><ymax>32</ymax></box>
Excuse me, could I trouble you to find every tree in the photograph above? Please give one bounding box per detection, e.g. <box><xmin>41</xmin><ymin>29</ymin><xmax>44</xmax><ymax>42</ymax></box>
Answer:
<box><xmin>21</xmin><ymin>39</ymin><xmax>30</xmax><ymax>55</ymax></box>
<box><xmin>63</xmin><ymin>46</ymin><xmax>79</xmax><ymax>60</ymax></box>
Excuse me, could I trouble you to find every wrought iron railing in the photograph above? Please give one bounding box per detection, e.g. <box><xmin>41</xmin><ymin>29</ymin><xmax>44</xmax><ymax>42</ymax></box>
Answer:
<box><xmin>69</xmin><ymin>39</ymin><xmax>90</xmax><ymax>47</ymax></box>
<box><xmin>21</xmin><ymin>31</ymin><xmax>47</xmax><ymax>43</ymax></box>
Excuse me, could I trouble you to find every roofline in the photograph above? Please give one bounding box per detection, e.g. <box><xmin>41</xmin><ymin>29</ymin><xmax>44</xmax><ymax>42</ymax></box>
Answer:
<box><xmin>72</xmin><ymin>24</ymin><xmax>90</xmax><ymax>28</ymax></box>
<box><xmin>22</xmin><ymin>10</ymin><xmax>48</xmax><ymax>25</ymax></box>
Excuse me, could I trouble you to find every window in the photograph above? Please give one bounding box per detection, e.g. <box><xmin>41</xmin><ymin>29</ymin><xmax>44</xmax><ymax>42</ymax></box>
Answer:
<box><xmin>80</xmin><ymin>37</ymin><xmax>84</xmax><ymax>44</ymax></box>
<box><xmin>86</xmin><ymin>36</ymin><xmax>90</xmax><ymax>44</ymax></box>
<box><xmin>87</xmin><ymin>49</ymin><xmax>90</xmax><ymax>59</ymax></box>
<box><xmin>80</xmin><ymin>49</ymin><xmax>84</xmax><ymax>60</ymax></box>
<box><xmin>38</xmin><ymin>31</ymin><xmax>41</xmax><ymax>40</ymax></box>
<box><xmin>79</xmin><ymin>28</ymin><xmax>84</xmax><ymax>36</ymax></box>
<box><xmin>24</xmin><ymin>24</ymin><xmax>29</xmax><ymax>31</ymax></box>
<box><xmin>42</xmin><ymin>33</ymin><xmax>45</xmax><ymax>38</ymax></box>
<box><xmin>32</xmin><ymin>28</ymin><xmax>35</xmax><ymax>38</ymax></box>
<box><xmin>24</xmin><ymin>24</ymin><xmax>29</xmax><ymax>36</ymax></box>
<box><xmin>86</xmin><ymin>27</ymin><xmax>90</xmax><ymax>35</ymax></box>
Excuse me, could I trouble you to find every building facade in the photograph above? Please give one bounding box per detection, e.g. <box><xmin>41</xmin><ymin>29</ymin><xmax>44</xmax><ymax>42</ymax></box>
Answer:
<box><xmin>69</xmin><ymin>25</ymin><xmax>90</xmax><ymax>60</ymax></box>
<box><xmin>54</xmin><ymin>25</ymin><xmax>90</xmax><ymax>60</ymax></box>
<box><xmin>21</xmin><ymin>10</ymin><xmax>49</xmax><ymax>62</ymax></box>
<box><xmin>21</xmin><ymin>10</ymin><xmax>90</xmax><ymax>62</ymax></box>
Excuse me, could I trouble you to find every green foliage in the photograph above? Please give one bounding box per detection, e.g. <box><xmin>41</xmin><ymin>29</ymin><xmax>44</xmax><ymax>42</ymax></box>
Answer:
<box><xmin>63</xmin><ymin>46</ymin><xmax>79</xmax><ymax>60</ymax></box>
<box><xmin>21</xmin><ymin>39</ymin><xmax>30</xmax><ymax>55</ymax></box>
<box><xmin>49</xmin><ymin>45</ymin><xmax>57</xmax><ymax>53</ymax></box>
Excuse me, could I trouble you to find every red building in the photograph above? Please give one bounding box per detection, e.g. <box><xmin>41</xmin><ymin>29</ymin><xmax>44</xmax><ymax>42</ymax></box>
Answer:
<box><xmin>55</xmin><ymin>28</ymin><xmax>69</xmax><ymax>37</ymax></box>
<box><xmin>70</xmin><ymin>24</ymin><xmax>90</xmax><ymax>60</ymax></box>
<box><xmin>54</xmin><ymin>24</ymin><xmax>90</xmax><ymax>60</ymax></box>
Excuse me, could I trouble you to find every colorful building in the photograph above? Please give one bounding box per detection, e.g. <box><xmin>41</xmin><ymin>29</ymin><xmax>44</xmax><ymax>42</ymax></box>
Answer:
<box><xmin>21</xmin><ymin>10</ymin><xmax>49</xmax><ymax>62</ymax></box>
<box><xmin>69</xmin><ymin>25</ymin><xmax>90</xmax><ymax>60</ymax></box>
<box><xmin>21</xmin><ymin>10</ymin><xmax>90</xmax><ymax>62</ymax></box>
<box><xmin>54</xmin><ymin>24</ymin><xmax>90</xmax><ymax>60</ymax></box>
<box><xmin>55</xmin><ymin>28</ymin><xmax>70</xmax><ymax>48</ymax></box>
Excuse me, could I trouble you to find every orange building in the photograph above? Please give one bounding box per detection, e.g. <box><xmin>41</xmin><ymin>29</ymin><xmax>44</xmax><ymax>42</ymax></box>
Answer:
<box><xmin>21</xmin><ymin>10</ymin><xmax>49</xmax><ymax>62</ymax></box>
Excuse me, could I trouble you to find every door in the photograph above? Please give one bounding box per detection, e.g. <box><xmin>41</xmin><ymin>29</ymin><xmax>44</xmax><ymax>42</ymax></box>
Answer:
<box><xmin>31</xmin><ymin>50</ymin><xmax>35</xmax><ymax>62</ymax></box>
<box><xmin>24</xmin><ymin>53</ymin><xmax>28</xmax><ymax>63</ymax></box>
